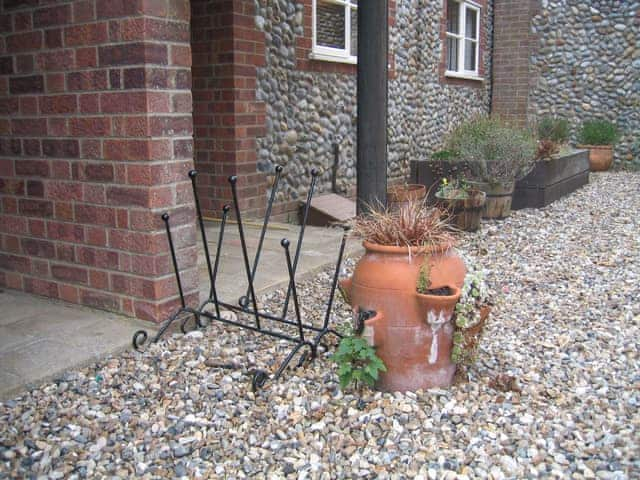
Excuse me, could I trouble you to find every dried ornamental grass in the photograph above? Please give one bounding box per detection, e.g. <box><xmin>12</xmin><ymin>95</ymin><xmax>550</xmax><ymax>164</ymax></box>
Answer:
<box><xmin>349</xmin><ymin>200</ymin><xmax>457</xmax><ymax>249</ymax></box>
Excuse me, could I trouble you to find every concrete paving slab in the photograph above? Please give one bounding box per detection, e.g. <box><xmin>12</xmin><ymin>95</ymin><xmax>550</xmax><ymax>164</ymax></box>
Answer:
<box><xmin>199</xmin><ymin>222</ymin><xmax>361</xmax><ymax>303</ymax></box>
<box><xmin>0</xmin><ymin>290</ymin><xmax>153</xmax><ymax>401</ymax></box>
<box><xmin>0</xmin><ymin>371</ymin><xmax>21</xmax><ymax>395</ymax></box>
<box><xmin>0</xmin><ymin>326</ymin><xmax>38</xmax><ymax>354</ymax></box>
<box><xmin>0</xmin><ymin>220</ymin><xmax>362</xmax><ymax>402</ymax></box>
<box><xmin>0</xmin><ymin>293</ymin><xmax>54</xmax><ymax>326</ymax></box>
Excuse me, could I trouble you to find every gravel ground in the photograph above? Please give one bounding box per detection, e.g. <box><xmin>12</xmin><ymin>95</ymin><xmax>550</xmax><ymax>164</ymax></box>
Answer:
<box><xmin>1</xmin><ymin>172</ymin><xmax>639</xmax><ymax>479</ymax></box>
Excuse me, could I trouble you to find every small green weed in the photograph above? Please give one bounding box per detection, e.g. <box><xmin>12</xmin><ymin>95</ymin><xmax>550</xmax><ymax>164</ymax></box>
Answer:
<box><xmin>331</xmin><ymin>337</ymin><xmax>386</xmax><ymax>389</ymax></box>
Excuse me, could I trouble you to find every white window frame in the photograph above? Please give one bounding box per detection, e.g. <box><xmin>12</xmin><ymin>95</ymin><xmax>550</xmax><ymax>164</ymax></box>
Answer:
<box><xmin>311</xmin><ymin>0</ymin><xmax>358</xmax><ymax>64</ymax></box>
<box><xmin>445</xmin><ymin>0</ymin><xmax>482</xmax><ymax>80</ymax></box>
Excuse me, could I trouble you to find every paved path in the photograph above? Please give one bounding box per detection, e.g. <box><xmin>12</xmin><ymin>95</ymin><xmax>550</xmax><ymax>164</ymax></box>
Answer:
<box><xmin>198</xmin><ymin>221</ymin><xmax>359</xmax><ymax>303</ymax></box>
<box><xmin>0</xmin><ymin>222</ymin><xmax>360</xmax><ymax>401</ymax></box>
<box><xmin>0</xmin><ymin>291</ymin><xmax>150</xmax><ymax>401</ymax></box>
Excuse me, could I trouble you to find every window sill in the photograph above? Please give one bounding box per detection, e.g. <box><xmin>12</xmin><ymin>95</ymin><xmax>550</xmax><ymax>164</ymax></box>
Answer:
<box><xmin>445</xmin><ymin>71</ymin><xmax>484</xmax><ymax>82</ymax></box>
<box><xmin>310</xmin><ymin>51</ymin><xmax>357</xmax><ymax>65</ymax></box>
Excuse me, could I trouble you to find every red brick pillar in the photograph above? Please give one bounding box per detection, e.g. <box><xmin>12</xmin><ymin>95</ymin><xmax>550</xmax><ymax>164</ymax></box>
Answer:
<box><xmin>191</xmin><ymin>0</ymin><xmax>266</xmax><ymax>218</ymax></box>
<box><xmin>491</xmin><ymin>0</ymin><xmax>540</xmax><ymax>125</ymax></box>
<box><xmin>0</xmin><ymin>0</ymin><xmax>198</xmax><ymax>322</ymax></box>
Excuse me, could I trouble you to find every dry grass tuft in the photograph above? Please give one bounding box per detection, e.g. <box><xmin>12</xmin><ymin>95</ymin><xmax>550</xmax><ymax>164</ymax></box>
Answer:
<box><xmin>349</xmin><ymin>200</ymin><xmax>457</xmax><ymax>249</ymax></box>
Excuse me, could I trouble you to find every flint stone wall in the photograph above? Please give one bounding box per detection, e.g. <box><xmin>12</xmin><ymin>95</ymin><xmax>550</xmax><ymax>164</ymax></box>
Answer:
<box><xmin>254</xmin><ymin>0</ymin><xmax>493</xmax><ymax>204</ymax></box>
<box><xmin>530</xmin><ymin>0</ymin><xmax>640</xmax><ymax>167</ymax></box>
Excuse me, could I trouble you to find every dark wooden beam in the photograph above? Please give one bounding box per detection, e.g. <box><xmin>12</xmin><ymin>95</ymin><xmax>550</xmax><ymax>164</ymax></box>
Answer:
<box><xmin>356</xmin><ymin>1</ymin><xmax>388</xmax><ymax>214</ymax></box>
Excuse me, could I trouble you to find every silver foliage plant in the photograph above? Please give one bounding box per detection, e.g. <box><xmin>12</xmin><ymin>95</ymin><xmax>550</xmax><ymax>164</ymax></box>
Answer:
<box><xmin>446</xmin><ymin>116</ymin><xmax>538</xmax><ymax>184</ymax></box>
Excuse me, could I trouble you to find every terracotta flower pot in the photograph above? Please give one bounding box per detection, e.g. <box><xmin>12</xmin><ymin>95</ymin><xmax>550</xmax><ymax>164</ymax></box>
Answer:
<box><xmin>435</xmin><ymin>189</ymin><xmax>486</xmax><ymax>232</ymax></box>
<box><xmin>340</xmin><ymin>241</ymin><xmax>466</xmax><ymax>392</ymax></box>
<box><xmin>468</xmin><ymin>180</ymin><xmax>515</xmax><ymax>219</ymax></box>
<box><xmin>578</xmin><ymin>144</ymin><xmax>613</xmax><ymax>172</ymax></box>
<box><xmin>387</xmin><ymin>184</ymin><xmax>427</xmax><ymax>211</ymax></box>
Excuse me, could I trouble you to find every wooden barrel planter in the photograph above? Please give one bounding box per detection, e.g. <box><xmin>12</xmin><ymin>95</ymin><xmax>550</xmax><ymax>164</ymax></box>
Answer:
<box><xmin>410</xmin><ymin>159</ymin><xmax>473</xmax><ymax>204</ymax></box>
<box><xmin>468</xmin><ymin>180</ymin><xmax>515</xmax><ymax>219</ymax></box>
<box><xmin>435</xmin><ymin>189</ymin><xmax>486</xmax><ymax>232</ymax></box>
<box><xmin>387</xmin><ymin>184</ymin><xmax>427</xmax><ymax>211</ymax></box>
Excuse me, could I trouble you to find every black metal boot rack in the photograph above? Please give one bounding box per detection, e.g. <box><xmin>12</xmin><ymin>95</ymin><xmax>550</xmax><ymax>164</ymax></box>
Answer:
<box><xmin>132</xmin><ymin>167</ymin><xmax>347</xmax><ymax>391</ymax></box>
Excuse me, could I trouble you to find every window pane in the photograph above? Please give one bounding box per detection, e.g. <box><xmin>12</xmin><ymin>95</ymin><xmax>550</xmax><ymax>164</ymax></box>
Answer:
<box><xmin>317</xmin><ymin>1</ymin><xmax>345</xmax><ymax>49</ymax></box>
<box><xmin>464</xmin><ymin>40</ymin><xmax>476</xmax><ymax>71</ymax></box>
<box><xmin>465</xmin><ymin>7</ymin><xmax>478</xmax><ymax>40</ymax></box>
<box><xmin>447</xmin><ymin>37</ymin><xmax>459</xmax><ymax>71</ymax></box>
<box><xmin>446</xmin><ymin>1</ymin><xmax>459</xmax><ymax>34</ymax></box>
<box><xmin>350</xmin><ymin>7</ymin><xmax>357</xmax><ymax>56</ymax></box>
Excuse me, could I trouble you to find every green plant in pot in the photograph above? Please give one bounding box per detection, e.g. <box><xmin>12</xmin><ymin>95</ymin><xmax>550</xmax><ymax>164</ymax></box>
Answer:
<box><xmin>339</xmin><ymin>201</ymin><xmax>466</xmax><ymax>391</ymax></box>
<box><xmin>435</xmin><ymin>177</ymin><xmax>486</xmax><ymax>232</ymax></box>
<box><xmin>445</xmin><ymin>116</ymin><xmax>537</xmax><ymax>219</ymax></box>
<box><xmin>577</xmin><ymin>119</ymin><xmax>619</xmax><ymax>172</ymax></box>
<box><xmin>536</xmin><ymin>116</ymin><xmax>570</xmax><ymax>160</ymax></box>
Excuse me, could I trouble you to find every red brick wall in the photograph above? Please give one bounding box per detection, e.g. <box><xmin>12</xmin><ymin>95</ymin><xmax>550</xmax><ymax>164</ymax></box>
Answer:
<box><xmin>491</xmin><ymin>0</ymin><xmax>540</xmax><ymax>124</ymax></box>
<box><xmin>0</xmin><ymin>0</ymin><xmax>198</xmax><ymax>322</ymax></box>
<box><xmin>191</xmin><ymin>0</ymin><xmax>266</xmax><ymax>218</ymax></box>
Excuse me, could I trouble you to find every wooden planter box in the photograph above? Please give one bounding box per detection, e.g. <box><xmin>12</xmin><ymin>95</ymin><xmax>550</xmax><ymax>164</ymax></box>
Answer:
<box><xmin>512</xmin><ymin>149</ymin><xmax>589</xmax><ymax>210</ymax></box>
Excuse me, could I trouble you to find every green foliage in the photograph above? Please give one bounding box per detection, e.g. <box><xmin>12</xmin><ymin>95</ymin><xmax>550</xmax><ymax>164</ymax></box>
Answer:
<box><xmin>331</xmin><ymin>337</ymin><xmax>387</xmax><ymax>389</ymax></box>
<box><xmin>436</xmin><ymin>177</ymin><xmax>471</xmax><ymax>200</ymax></box>
<box><xmin>451</xmin><ymin>265</ymin><xmax>489</xmax><ymax>366</ymax></box>
<box><xmin>578</xmin><ymin>120</ymin><xmax>619</xmax><ymax>146</ymax></box>
<box><xmin>416</xmin><ymin>260</ymin><xmax>431</xmax><ymax>294</ymax></box>
<box><xmin>431</xmin><ymin>149</ymin><xmax>457</xmax><ymax>161</ymax></box>
<box><xmin>451</xmin><ymin>334</ymin><xmax>464</xmax><ymax>364</ymax></box>
<box><xmin>537</xmin><ymin>117</ymin><xmax>569</xmax><ymax>143</ymax></box>
<box><xmin>445</xmin><ymin>116</ymin><xmax>537</xmax><ymax>183</ymax></box>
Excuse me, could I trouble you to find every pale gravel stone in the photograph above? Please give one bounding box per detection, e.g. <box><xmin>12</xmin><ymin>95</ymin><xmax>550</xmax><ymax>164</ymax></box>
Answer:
<box><xmin>0</xmin><ymin>173</ymin><xmax>638</xmax><ymax>479</ymax></box>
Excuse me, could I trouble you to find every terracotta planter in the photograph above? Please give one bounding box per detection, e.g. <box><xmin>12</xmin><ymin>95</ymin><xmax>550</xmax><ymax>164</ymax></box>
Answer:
<box><xmin>578</xmin><ymin>144</ymin><xmax>613</xmax><ymax>171</ymax></box>
<box><xmin>468</xmin><ymin>180</ymin><xmax>515</xmax><ymax>219</ymax></box>
<box><xmin>435</xmin><ymin>189</ymin><xmax>486</xmax><ymax>232</ymax></box>
<box><xmin>340</xmin><ymin>241</ymin><xmax>466</xmax><ymax>392</ymax></box>
<box><xmin>387</xmin><ymin>184</ymin><xmax>427</xmax><ymax>211</ymax></box>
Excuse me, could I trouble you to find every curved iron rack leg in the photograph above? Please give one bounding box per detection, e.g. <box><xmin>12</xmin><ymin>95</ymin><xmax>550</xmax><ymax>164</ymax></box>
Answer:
<box><xmin>131</xmin><ymin>166</ymin><xmax>348</xmax><ymax>391</ymax></box>
<box><xmin>132</xmin><ymin>213</ymin><xmax>200</xmax><ymax>351</ymax></box>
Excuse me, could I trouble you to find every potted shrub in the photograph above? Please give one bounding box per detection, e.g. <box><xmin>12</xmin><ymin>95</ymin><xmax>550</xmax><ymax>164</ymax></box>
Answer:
<box><xmin>435</xmin><ymin>177</ymin><xmax>486</xmax><ymax>232</ymax></box>
<box><xmin>577</xmin><ymin>119</ymin><xmax>619</xmax><ymax>172</ymax></box>
<box><xmin>445</xmin><ymin>117</ymin><xmax>537</xmax><ymax>219</ymax></box>
<box><xmin>340</xmin><ymin>201</ymin><xmax>466</xmax><ymax>391</ymax></box>
<box><xmin>536</xmin><ymin>116</ymin><xmax>570</xmax><ymax>160</ymax></box>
